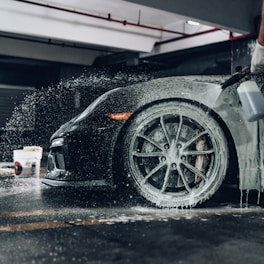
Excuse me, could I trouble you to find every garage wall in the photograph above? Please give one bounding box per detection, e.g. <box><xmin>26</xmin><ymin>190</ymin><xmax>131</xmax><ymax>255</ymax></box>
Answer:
<box><xmin>0</xmin><ymin>84</ymin><xmax>35</xmax><ymax>131</ymax></box>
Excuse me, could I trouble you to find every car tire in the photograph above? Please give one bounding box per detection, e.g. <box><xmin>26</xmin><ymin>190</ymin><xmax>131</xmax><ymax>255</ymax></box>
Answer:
<box><xmin>122</xmin><ymin>101</ymin><xmax>229</xmax><ymax>208</ymax></box>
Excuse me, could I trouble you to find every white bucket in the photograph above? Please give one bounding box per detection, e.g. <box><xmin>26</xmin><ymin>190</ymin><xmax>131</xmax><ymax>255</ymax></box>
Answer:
<box><xmin>13</xmin><ymin>146</ymin><xmax>43</xmax><ymax>177</ymax></box>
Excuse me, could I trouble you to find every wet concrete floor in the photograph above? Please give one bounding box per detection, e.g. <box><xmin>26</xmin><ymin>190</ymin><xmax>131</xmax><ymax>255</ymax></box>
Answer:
<box><xmin>0</xmin><ymin>177</ymin><xmax>264</xmax><ymax>264</ymax></box>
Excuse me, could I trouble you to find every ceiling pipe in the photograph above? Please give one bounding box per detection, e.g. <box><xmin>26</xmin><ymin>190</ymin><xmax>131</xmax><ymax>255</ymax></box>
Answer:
<box><xmin>155</xmin><ymin>28</ymin><xmax>222</xmax><ymax>46</ymax></box>
<box><xmin>155</xmin><ymin>28</ymin><xmax>256</xmax><ymax>47</ymax></box>
<box><xmin>229</xmin><ymin>32</ymin><xmax>256</xmax><ymax>41</ymax></box>
<box><xmin>14</xmin><ymin>0</ymin><xmax>188</xmax><ymax>36</ymax></box>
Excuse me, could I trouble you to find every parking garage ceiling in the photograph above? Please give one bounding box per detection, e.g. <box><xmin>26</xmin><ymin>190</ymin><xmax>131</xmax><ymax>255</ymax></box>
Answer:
<box><xmin>0</xmin><ymin>0</ymin><xmax>262</xmax><ymax>66</ymax></box>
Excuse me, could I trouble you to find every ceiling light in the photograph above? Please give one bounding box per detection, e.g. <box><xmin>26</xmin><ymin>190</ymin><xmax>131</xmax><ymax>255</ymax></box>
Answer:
<box><xmin>186</xmin><ymin>20</ymin><xmax>200</xmax><ymax>26</ymax></box>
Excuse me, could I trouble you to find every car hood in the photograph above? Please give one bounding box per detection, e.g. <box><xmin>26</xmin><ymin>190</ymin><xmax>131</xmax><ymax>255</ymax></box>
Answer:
<box><xmin>50</xmin><ymin>88</ymin><xmax>120</xmax><ymax>141</ymax></box>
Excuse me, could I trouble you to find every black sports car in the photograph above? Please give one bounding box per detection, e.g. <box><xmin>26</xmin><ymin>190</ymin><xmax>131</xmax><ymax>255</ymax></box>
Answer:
<box><xmin>42</xmin><ymin>74</ymin><xmax>264</xmax><ymax>208</ymax></box>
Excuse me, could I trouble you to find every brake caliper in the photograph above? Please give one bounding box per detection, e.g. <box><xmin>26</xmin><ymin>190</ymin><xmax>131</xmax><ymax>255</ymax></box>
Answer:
<box><xmin>194</xmin><ymin>130</ymin><xmax>209</xmax><ymax>183</ymax></box>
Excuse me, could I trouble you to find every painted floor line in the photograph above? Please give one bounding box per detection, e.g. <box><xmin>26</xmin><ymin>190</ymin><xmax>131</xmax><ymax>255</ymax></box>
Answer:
<box><xmin>0</xmin><ymin>209</ymin><xmax>57</xmax><ymax>218</ymax></box>
<box><xmin>0</xmin><ymin>218</ymin><xmax>109</xmax><ymax>233</ymax></box>
<box><xmin>0</xmin><ymin>221</ymin><xmax>71</xmax><ymax>232</ymax></box>
<box><xmin>0</xmin><ymin>207</ymin><xmax>263</xmax><ymax>233</ymax></box>
<box><xmin>0</xmin><ymin>206</ymin><xmax>260</xmax><ymax>219</ymax></box>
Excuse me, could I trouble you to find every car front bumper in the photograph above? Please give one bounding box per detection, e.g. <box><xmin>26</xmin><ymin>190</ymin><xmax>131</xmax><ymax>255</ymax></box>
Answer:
<box><xmin>42</xmin><ymin>137</ymin><xmax>112</xmax><ymax>189</ymax></box>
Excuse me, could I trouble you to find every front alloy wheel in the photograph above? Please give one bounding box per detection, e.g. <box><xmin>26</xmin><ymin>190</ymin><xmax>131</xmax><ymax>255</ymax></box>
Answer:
<box><xmin>123</xmin><ymin>101</ymin><xmax>228</xmax><ymax>208</ymax></box>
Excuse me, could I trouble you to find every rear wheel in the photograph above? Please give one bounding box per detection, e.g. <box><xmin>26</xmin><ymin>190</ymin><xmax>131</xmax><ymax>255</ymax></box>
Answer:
<box><xmin>122</xmin><ymin>101</ymin><xmax>229</xmax><ymax>208</ymax></box>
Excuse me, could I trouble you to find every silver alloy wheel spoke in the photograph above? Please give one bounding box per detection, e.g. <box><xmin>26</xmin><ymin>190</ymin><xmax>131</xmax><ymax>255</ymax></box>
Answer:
<box><xmin>177</xmin><ymin>165</ymin><xmax>192</xmax><ymax>193</ymax></box>
<box><xmin>138</xmin><ymin>134</ymin><xmax>163</xmax><ymax>150</ymax></box>
<box><xmin>181</xmin><ymin>160</ymin><xmax>207</xmax><ymax>182</ymax></box>
<box><xmin>160</xmin><ymin>164</ymin><xmax>171</xmax><ymax>193</ymax></box>
<box><xmin>132</xmin><ymin>151</ymin><xmax>163</xmax><ymax>158</ymax></box>
<box><xmin>184</xmin><ymin>149</ymin><xmax>214</xmax><ymax>156</ymax></box>
<box><xmin>184</xmin><ymin>130</ymin><xmax>208</xmax><ymax>149</ymax></box>
<box><xmin>160</xmin><ymin>115</ymin><xmax>171</xmax><ymax>145</ymax></box>
<box><xmin>142</xmin><ymin>162</ymin><xmax>166</xmax><ymax>184</ymax></box>
<box><xmin>175</xmin><ymin>115</ymin><xmax>183</xmax><ymax>144</ymax></box>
